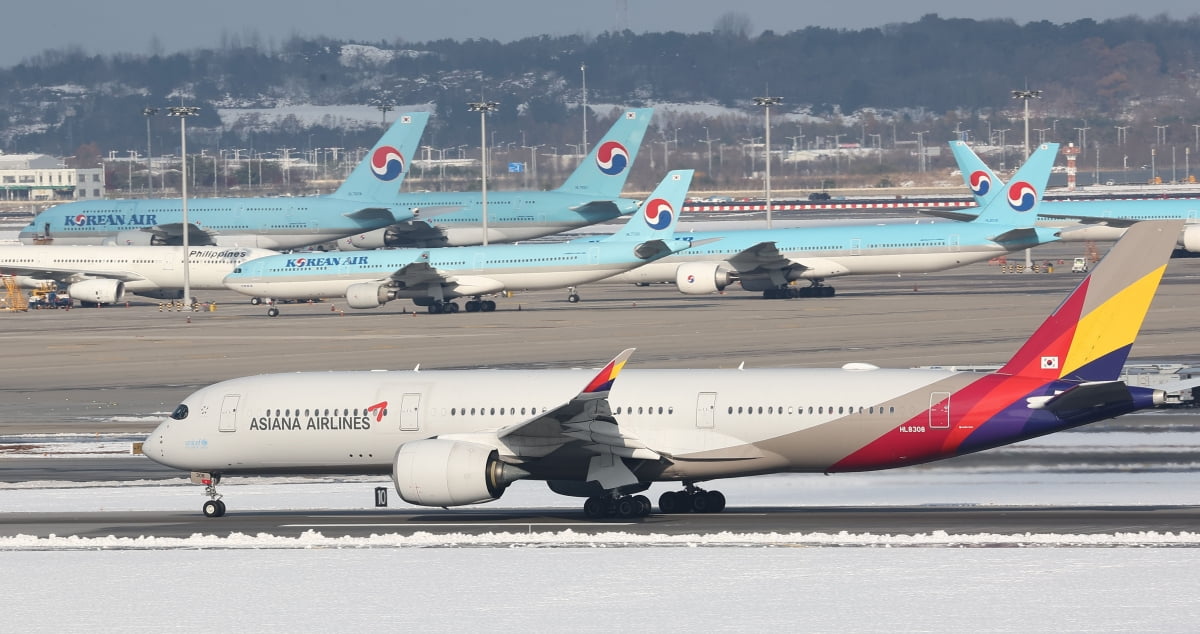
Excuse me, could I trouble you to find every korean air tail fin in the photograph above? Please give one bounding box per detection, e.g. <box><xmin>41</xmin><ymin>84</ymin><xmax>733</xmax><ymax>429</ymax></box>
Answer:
<box><xmin>332</xmin><ymin>111</ymin><xmax>430</xmax><ymax>201</ymax></box>
<box><xmin>602</xmin><ymin>169</ymin><xmax>692</xmax><ymax>243</ymax></box>
<box><xmin>950</xmin><ymin>141</ymin><xmax>1003</xmax><ymax>208</ymax></box>
<box><xmin>555</xmin><ymin>108</ymin><xmax>653</xmax><ymax>197</ymax></box>
<box><xmin>970</xmin><ymin>142</ymin><xmax>1057</xmax><ymax>227</ymax></box>
<box><xmin>998</xmin><ymin>219</ymin><xmax>1182</xmax><ymax>382</ymax></box>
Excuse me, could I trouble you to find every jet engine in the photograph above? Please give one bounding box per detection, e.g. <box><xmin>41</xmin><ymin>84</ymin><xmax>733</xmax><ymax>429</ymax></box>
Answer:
<box><xmin>107</xmin><ymin>230</ymin><xmax>158</xmax><ymax>246</ymax></box>
<box><xmin>392</xmin><ymin>439</ymin><xmax>528</xmax><ymax>507</ymax></box>
<box><xmin>675</xmin><ymin>262</ymin><xmax>734</xmax><ymax>295</ymax></box>
<box><xmin>341</xmin><ymin>229</ymin><xmax>390</xmax><ymax>250</ymax></box>
<box><xmin>68</xmin><ymin>279</ymin><xmax>125</xmax><ymax>304</ymax></box>
<box><xmin>1179</xmin><ymin>225</ymin><xmax>1200</xmax><ymax>253</ymax></box>
<box><xmin>345</xmin><ymin>282</ymin><xmax>392</xmax><ymax>309</ymax></box>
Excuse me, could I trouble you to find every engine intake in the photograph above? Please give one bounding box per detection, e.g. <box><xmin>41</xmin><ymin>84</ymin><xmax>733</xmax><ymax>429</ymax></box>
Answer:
<box><xmin>675</xmin><ymin>262</ymin><xmax>734</xmax><ymax>295</ymax></box>
<box><xmin>393</xmin><ymin>439</ymin><xmax>528</xmax><ymax>507</ymax></box>
<box><xmin>345</xmin><ymin>282</ymin><xmax>392</xmax><ymax>309</ymax></box>
<box><xmin>68</xmin><ymin>279</ymin><xmax>125</xmax><ymax>304</ymax></box>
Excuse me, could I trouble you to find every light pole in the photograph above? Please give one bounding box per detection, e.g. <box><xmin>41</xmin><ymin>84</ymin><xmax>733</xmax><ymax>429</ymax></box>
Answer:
<box><xmin>1193</xmin><ymin>124</ymin><xmax>1200</xmax><ymax>151</ymax></box>
<box><xmin>468</xmin><ymin>101</ymin><xmax>500</xmax><ymax>245</ymax></box>
<box><xmin>377</xmin><ymin>103</ymin><xmax>393</xmax><ymax>128</ymax></box>
<box><xmin>142</xmin><ymin>107</ymin><xmax>158</xmax><ymax>192</ymax></box>
<box><xmin>1115</xmin><ymin>125</ymin><xmax>1129</xmax><ymax>146</ymax></box>
<box><xmin>914</xmin><ymin>131</ymin><xmax>930</xmax><ymax>173</ymax></box>
<box><xmin>1035</xmin><ymin>128</ymin><xmax>1051</xmax><ymax>145</ymax></box>
<box><xmin>1155</xmin><ymin>124</ymin><xmax>1169</xmax><ymax>146</ymax></box>
<box><xmin>166</xmin><ymin>105</ymin><xmax>199</xmax><ymax>308</ymax></box>
<box><xmin>127</xmin><ymin>150</ymin><xmax>136</xmax><ymax>195</ymax></box>
<box><xmin>754</xmin><ymin>96</ymin><xmax>782</xmax><ymax>228</ymax></box>
<box><xmin>580</xmin><ymin>64</ymin><xmax>588</xmax><ymax>154</ymax></box>
<box><xmin>1011</xmin><ymin>88</ymin><xmax>1042</xmax><ymax>159</ymax></box>
<box><xmin>701</xmin><ymin>127</ymin><xmax>718</xmax><ymax>176</ymax></box>
<box><xmin>1074</xmin><ymin>122</ymin><xmax>1090</xmax><ymax>159</ymax></box>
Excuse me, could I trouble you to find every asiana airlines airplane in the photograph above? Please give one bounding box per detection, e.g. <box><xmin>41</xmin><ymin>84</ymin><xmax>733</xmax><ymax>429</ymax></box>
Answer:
<box><xmin>143</xmin><ymin>220</ymin><xmax>1184</xmax><ymax>519</ymax></box>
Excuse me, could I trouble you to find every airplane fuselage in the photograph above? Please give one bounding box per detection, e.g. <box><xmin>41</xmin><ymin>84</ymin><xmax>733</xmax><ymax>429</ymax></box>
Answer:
<box><xmin>18</xmin><ymin>197</ymin><xmax>404</xmax><ymax>250</ymax></box>
<box><xmin>0</xmin><ymin>246</ymin><xmax>279</xmax><ymax>296</ymax></box>
<box><xmin>143</xmin><ymin>367</ymin><xmax>1157</xmax><ymax>482</ymax></box>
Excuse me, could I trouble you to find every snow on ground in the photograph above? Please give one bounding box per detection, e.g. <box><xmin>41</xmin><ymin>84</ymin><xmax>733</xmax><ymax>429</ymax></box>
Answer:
<box><xmin>4</xmin><ymin>548</ymin><xmax>1200</xmax><ymax>632</ymax></box>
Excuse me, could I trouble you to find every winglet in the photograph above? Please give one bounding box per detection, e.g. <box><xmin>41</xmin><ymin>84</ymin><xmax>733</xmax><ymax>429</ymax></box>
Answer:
<box><xmin>998</xmin><ymin>219</ymin><xmax>1183</xmax><ymax>381</ymax></box>
<box><xmin>581</xmin><ymin>348</ymin><xmax>635</xmax><ymax>395</ymax></box>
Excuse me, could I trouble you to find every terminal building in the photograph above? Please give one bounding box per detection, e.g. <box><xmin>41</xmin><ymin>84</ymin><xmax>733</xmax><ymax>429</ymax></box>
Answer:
<box><xmin>0</xmin><ymin>153</ymin><xmax>105</xmax><ymax>202</ymax></box>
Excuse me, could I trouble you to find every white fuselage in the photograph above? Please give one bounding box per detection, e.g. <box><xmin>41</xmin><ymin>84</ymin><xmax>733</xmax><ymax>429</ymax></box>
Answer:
<box><xmin>0</xmin><ymin>246</ymin><xmax>279</xmax><ymax>295</ymax></box>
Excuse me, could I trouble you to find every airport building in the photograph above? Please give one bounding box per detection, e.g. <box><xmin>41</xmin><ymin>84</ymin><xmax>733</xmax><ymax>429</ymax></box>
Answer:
<box><xmin>0</xmin><ymin>153</ymin><xmax>105</xmax><ymax>202</ymax></box>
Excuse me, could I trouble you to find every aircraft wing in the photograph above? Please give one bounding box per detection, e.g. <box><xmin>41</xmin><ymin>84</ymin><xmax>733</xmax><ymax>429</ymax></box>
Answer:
<box><xmin>726</xmin><ymin>241</ymin><xmax>793</xmax><ymax>272</ymax></box>
<box><xmin>496</xmin><ymin>348</ymin><xmax>661</xmax><ymax>489</ymax></box>
<box><xmin>568</xmin><ymin>200</ymin><xmax>622</xmax><ymax>215</ymax></box>
<box><xmin>387</xmin><ymin>252</ymin><xmax>448</xmax><ymax>287</ymax></box>
<box><xmin>919</xmin><ymin>209</ymin><xmax>981</xmax><ymax>222</ymax></box>
<box><xmin>344</xmin><ymin>207</ymin><xmax>404</xmax><ymax>224</ymax></box>
<box><xmin>0</xmin><ymin>264</ymin><xmax>147</xmax><ymax>284</ymax></box>
<box><xmin>114</xmin><ymin>223</ymin><xmax>217</xmax><ymax>246</ymax></box>
<box><xmin>1037</xmin><ymin>213</ymin><xmax>1139</xmax><ymax>228</ymax></box>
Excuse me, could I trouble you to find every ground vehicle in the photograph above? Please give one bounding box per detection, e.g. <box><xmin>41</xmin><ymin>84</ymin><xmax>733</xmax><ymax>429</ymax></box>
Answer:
<box><xmin>1071</xmin><ymin>257</ymin><xmax>1089</xmax><ymax>273</ymax></box>
<box><xmin>29</xmin><ymin>290</ymin><xmax>71</xmax><ymax>309</ymax></box>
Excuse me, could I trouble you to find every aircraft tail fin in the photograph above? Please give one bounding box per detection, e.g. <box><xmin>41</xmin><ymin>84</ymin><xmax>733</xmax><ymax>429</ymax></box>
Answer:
<box><xmin>331</xmin><ymin>112</ymin><xmax>430</xmax><ymax>201</ymax></box>
<box><xmin>970</xmin><ymin>142</ymin><xmax>1057</xmax><ymax>227</ymax></box>
<box><xmin>602</xmin><ymin>170</ymin><xmax>692</xmax><ymax>243</ymax></box>
<box><xmin>998</xmin><ymin>219</ymin><xmax>1183</xmax><ymax>382</ymax></box>
<box><xmin>949</xmin><ymin>141</ymin><xmax>1003</xmax><ymax>208</ymax></box>
<box><xmin>555</xmin><ymin>108</ymin><xmax>653</xmax><ymax>197</ymax></box>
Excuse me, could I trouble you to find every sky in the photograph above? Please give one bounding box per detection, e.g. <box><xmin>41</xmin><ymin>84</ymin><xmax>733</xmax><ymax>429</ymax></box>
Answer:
<box><xmin>3</xmin><ymin>1</ymin><xmax>1199</xmax><ymax>67</ymax></box>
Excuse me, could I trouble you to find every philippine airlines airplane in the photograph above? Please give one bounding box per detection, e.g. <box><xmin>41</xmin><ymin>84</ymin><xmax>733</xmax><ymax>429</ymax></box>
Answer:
<box><xmin>225</xmin><ymin>170</ymin><xmax>699</xmax><ymax>316</ymax></box>
<box><xmin>143</xmin><ymin>219</ymin><xmax>1182</xmax><ymax>519</ymax></box>
<box><xmin>335</xmin><ymin>108</ymin><xmax>653</xmax><ymax>249</ymax></box>
<box><xmin>946</xmin><ymin>140</ymin><xmax>1200</xmax><ymax>252</ymax></box>
<box><xmin>603</xmin><ymin>143</ymin><xmax>1062</xmax><ymax>298</ymax></box>
<box><xmin>0</xmin><ymin>246</ymin><xmax>278</xmax><ymax>303</ymax></box>
<box><xmin>17</xmin><ymin>113</ymin><xmax>430</xmax><ymax>250</ymax></box>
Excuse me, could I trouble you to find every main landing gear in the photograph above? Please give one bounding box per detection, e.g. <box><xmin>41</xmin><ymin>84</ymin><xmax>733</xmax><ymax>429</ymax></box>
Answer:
<box><xmin>426</xmin><ymin>300</ymin><xmax>460</xmax><ymax>314</ymax></box>
<box><xmin>658</xmin><ymin>483</ymin><xmax>726</xmax><ymax>514</ymax></box>
<box><xmin>462</xmin><ymin>298</ymin><xmax>496</xmax><ymax>312</ymax></box>
<box><xmin>762</xmin><ymin>281</ymin><xmax>836</xmax><ymax>299</ymax></box>
<box><xmin>195</xmin><ymin>472</ymin><xmax>226</xmax><ymax>517</ymax></box>
<box><xmin>583</xmin><ymin>493</ymin><xmax>653</xmax><ymax>519</ymax></box>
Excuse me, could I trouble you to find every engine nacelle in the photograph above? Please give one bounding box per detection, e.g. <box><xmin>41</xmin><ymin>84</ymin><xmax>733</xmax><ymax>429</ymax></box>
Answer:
<box><xmin>675</xmin><ymin>262</ymin><xmax>734</xmax><ymax>295</ymax></box>
<box><xmin>392</xmin><ymin>439</ymin><xmax>528</xmax><ymax>507</ymax></box>
<box><xmin>1179</xmin><ymin>225</ymin><xmax>1200</xmax><ymax>253</ymax></box>
<box><xmin>345</xmin><ymin>282</ymin><xmax>392</xmax><ymax>309</ymax></box>
<box><xmin>340</xmin><ymin>229</ymin><xmax>390</xmax><ymax>251</ymax></box>
<box><xmin>68</xmin><ymin>279</ymin><xmax>125</xmax><ymax>304</ymax></box>
<box><xmin>107</xmin><ymin>230</ymin><xmax>157</xmax><ymax>246</ymax></box>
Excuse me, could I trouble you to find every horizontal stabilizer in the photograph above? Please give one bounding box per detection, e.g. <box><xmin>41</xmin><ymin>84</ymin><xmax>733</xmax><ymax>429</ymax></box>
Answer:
<box><xmin>1030</xmin><ymin>381</ymin><xmax>1134</xmax><ymax>414</ymax></box>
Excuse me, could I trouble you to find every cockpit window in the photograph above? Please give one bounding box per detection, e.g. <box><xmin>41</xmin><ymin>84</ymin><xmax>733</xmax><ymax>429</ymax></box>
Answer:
<box><xmin>171</xmin><ymin>404</ymin><xmax>189</xmax><ymax>420</ymax></box>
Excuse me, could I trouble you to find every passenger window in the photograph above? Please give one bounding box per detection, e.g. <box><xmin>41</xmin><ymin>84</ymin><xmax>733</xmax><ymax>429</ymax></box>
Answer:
<box><xmin>170</xmin><ymin>404</ymin><xmax>189</xmax><ymax>420</ymax></box>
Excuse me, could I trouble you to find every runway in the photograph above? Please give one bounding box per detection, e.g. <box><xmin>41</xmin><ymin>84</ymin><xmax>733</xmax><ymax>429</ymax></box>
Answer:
<box><xmin>3</xmin><ymin>505</ymin><xmax>1198</xmax><ymax>539</ymax></box>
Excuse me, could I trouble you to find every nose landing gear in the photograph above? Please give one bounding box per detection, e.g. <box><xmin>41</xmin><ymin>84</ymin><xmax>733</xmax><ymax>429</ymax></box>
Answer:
<box><xmin>193</xmin><ymin>472</ymin><xmax>226</xmax><ymax>517</ymax></box>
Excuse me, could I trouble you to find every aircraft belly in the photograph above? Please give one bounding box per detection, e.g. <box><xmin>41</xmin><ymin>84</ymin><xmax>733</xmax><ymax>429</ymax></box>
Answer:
<box><xmin>487</xmin><ymin>268</ymin><xmax>629</xmax><ymax>291</ymax></box>
<box><xmin>808</xmin><ymin>251</ymin><xmax>1000</xmax><ymax>276</ymax></box>
<box><xmin>602</xmin><ymin>261</ymin><xmax>678</xmax><ymax>284</ymax></box>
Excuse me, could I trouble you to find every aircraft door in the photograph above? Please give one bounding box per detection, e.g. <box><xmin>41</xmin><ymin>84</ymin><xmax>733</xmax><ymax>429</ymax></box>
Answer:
<box><xmin>949</xmin><ymin>235</ymin><xmax>960</xmax><ymax>252</ymax></box>
<box><xmin>695</xmin><ymin>392</ymin><xmax>717</xmax><ymax>429</ymax></box>
<box><xmin>400</xmin><ymin>393</ymin><xmax>421</xmax><ymax>431</ymax></box>
<box><xmin>850</xmin><ymin>238</ymin><xmax>861</xmax><ymax>255</ymax></box>
<box><xmin>219</xmin><ymin>394</ymin><xmax>240</xmax><ymax>432</ymax></box>
<box><xmin>928</xmin><ymin>392</ymin><xmax>951</xmax><ymax>429</ymax></box>
<box><xmin>589</xmin><ymin>247</ymin><xmax>600</xmax><ymax>265</ymax></box>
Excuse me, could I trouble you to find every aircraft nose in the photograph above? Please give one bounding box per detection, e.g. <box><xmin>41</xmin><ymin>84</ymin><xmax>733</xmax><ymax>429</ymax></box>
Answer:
<box><xmin>141</xmin><ymin>424</ymin><xmax>165</xmax><ymax>465</ymax></box>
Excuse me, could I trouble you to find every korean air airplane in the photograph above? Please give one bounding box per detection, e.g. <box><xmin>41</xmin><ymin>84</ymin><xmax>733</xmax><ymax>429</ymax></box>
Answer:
<box><xmin>0</xmin><ymin>245</ymin><xmax>278</xmax><ymax>303</ymax></box>
<box><xmin>336</xmin><ymin>108</ymin><xmax>653</xmax><ymax>249</ymax></box>
<box><xmin>143</xmin><ymin>219</ymin><xmax>1183</xmax><ymax>519</ymax></box>
<box><xmin>17</xmin><ymin>113</ymin><xmax>430</xmax><ymax>250</ymax></box>
<box><xmin>224</xmin><ymin>170</ymin><xmax>699</xmax><ymax>316</ymax></box>
<box><xmin>946</xmin><ymin>141</ymin><xmax>1200</xmax><ymax>252</ymax></box>
<box><xmin>603</xmin><ymin>143</ymin><xmax>1062</xmax><ymax>298</ymax></box>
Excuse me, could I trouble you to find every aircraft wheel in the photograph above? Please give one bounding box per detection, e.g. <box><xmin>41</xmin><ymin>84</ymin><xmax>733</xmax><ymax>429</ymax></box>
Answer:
<box><xmin>465</xmin><ymin>301</ymin><xmax>480</xmax><ymax>312</ymax></box>
<box><xmin>798</xmin><ymin>287</ymin><xmax>815</xmax><ymax>298</ymax></box>
<box><xmin>691</xmin><ymin>491</ymin><xmax>713</xmax><ymax>513</ymax></box>
<box><xmin>483</xmin><ymin>300</ymin><xmax>497</xmax><ymax>312</ymax></box>
<box><xmin>616</xmin><ymin>496</ymin><xmax>639</xmax><ymax>518</ymax></box>
<box><xmin>633</xmin><ymin>495</ymin><xmax>652</xmax><ymax>517</ymax></box>
<box><xmin>658</xmin><ymin>491</ymin><xmax>685</xmax><ymax>514</ymax></box>
<box><xmin>705</xmin><ymin>490</ymin><xmax>726</xmax><ymax>513</ymax></box>
<box><xmin>567</xmin><ymin>294</ymin><xmax>580</xmax><ymax>303</ymax></box>
<box><xmin>203</xmin><ymin>500</ymin><xmax>225</xmax><ymax>518</ymax></box>
<box><xmin>583</xmin><ymin>496</ymin><xmax>608</xmax><ymax>519</ymax></box>
<box><xmin>266</xmin><ymin>307</ymin><xmax>280</xmax><ymax>317</ymax></box>
<box><xmin>445</xmin><ymin>302</ymin><xmax>459</xmax><ymax>313</ymax></box>
<box><xmin>428</xmin><ymin>302</ymin><xmax>444</xmax><ymax>314</ymax></box>
<box><xmin>250</xmin><ymin>297</ymin><xmax>261</xmax><ymax>305</ymax></box>
<box><xmin>821</xmin><ymin>286</ymin><xmax>836</xmax><ymax>298</ymax></box>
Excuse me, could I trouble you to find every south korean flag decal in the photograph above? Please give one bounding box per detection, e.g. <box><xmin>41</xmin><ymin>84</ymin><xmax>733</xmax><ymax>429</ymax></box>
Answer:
<box><xmin>1040</xmin><ymin>356</ymin><xmax>1060</xmax><ymax>370</ymax></box>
